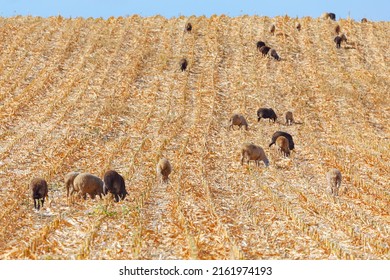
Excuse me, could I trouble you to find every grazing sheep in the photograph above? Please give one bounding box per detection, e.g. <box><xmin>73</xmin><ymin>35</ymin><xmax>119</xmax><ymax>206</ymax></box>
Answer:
<box><xmin>64</xmin><ymin>171</ymin><xmax>80</xmax><ymax>198</ymax></box>
<box><xmin>185</xmin><ymin>22</ymin><xmax>192</xmax><ymax>32</ymax></box>
<box><xmin>259</xmin><ymin>46</ymin><xmax>271</xmax><ymax>57</ymax></box>
<box><xmin>334</xmin><ymin>33</ymin><xmax>347</xmax><ymax>48</ymax></box>
<box><xmin>269</xmin><ymin>24</ymin><xmax>276</xmax><ymax>34</ymax></box>
<box><xmin>361</xmin><ymin>18</ymin><xmax>368</xmax><ymax>23</ymax></box>
<box><xmin>328</xmin><ymin>13</ymin><xmax>336</xmax><ymax>20</ymax></box>
<box><xmin>179</xmin><ymin>58</ymin><xmax>188</xmax><ymax>71</ymax></box>
<box><xmin>269</xmin><ymin>131</ymin><xmax>295</xmax><ymax>150</ymax></box>
<box><xmin>103</xmin><ymin>170</ymin><xmax>127</xmax><ymax>202</ymax></box>
<box><xmin>256</xmin><ymin>41</ymin><xmax>266</xmax><ymax>51</ymax></box>
<box><xmin>276</xmin><ymin>136</ymin><xmax>290</xmax><ymax>157</ymax></box>
<box><xmin>73</xmin><ymin>173</ymin><xmax>104</xmax><ymax>200</ymax></box>
<box><xmin>326</xmin><ymin>168</ymin><xmax>342</xmax><ymax>196</ymax></box>
<box><xmin>30</xmin><ymin>178</ymin><xmax>48</xmax><ymax>210</ymax></box>
<box><xmin>285</xmin><ymin>111</ymin><xmax>294</xmax><ymax>125</ymax></box>
<box><xmin>269</xmin><ymin>49</ymin><xmax>280</xmax><ymax>61</ymax></box>
<box><xmin>257</xmin><ymin>108</ymin><xmax>277</xmax><ymax>123</ymax></box>
<box><xmin>156</xmin><ymin>158</ymin><xmax>172</xmax><ymax>183</ymax></box>
<box><xmin>229</xmin><ymin>114</ymin><xmax>248</xmax><ymax>131</ymax></box>
<box><xmin>241</xmin><ymin>143</ymin><xmax>269</xmax><ymax>167</ymax></box>
<box><xmin>296</xmin><ymin>22</ymin><xmax>301</xmax><ymax>31</ymax></box>
<box><xmin>322</xmin><ymin>12</ymin><xmax>336</xmax><ymax>21</ymax></box>
<box><xmin>335</xmin><ymin>24</ymin><xmax>341</xmax><ymax>34</ymax></box>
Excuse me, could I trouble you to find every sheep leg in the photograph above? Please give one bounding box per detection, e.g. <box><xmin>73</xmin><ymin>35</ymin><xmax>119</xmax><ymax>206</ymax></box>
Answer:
<box><xmin>114</xmin><ymin>194</ymin><xmax>120</xmax><ymax>202</ymax></box>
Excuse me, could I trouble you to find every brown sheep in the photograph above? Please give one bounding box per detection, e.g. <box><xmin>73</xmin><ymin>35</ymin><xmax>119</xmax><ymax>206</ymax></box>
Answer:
<box><xmin>269</xmin><ymin>131</ymin><xmax>295</xmax><ymax>150</ymax></box>
<box><xmin>276</xmin><ymin>136</ymin><xmax>290</xmax><ymax>157</ymax></box>
<box><xmin>335</xmin><ymin>24</ymin><xmax>341</xmax><ymax>34</ymax></box>
<box><xmin>334</xmin><ymin>33</ymin><xmax>347</xmax><ymax>48</ymax></box>
<box><xmin>73</xmin><ymin>173</ymin><xmax>104</xmax><ymax>200</ymax></box>
<box><xmin>269</xmin><ymin>49</ymin><xmax>280</xmax><ymax>61</ymax></box>
<box><xmin>30</xmin><ymin>177</ymin><xmax>48</xmax><ymax>210</ymax></box>
<box><xmin>185</xmin><ymin>22</ymin><xmax>192</xmax><ymax>32</ymax></box>
<box><xmin>296</xmin><ymin>22</ymin><xmax>301</xmax><ymax>31</ymax></box>
<box><xmin>259</xmin><ymin>46</ymin><xmax>271</xmax><ymax>57</ymax></box>
<box><xmin>64</xmin><ymin>171</ymin><xmax>80</xmax><ymax>198</ymax></box>
<box><xmin>103</xmin><ymin>170</ymin><xmax>128</xmax><ymax>202</ymax></box>
<box><xmin>285</xmin><ymin>111</ymin><xmax>294</xmax><ymax>125</ymax></box>
<box><xmin>326</xmin><ymin>168</ymin><xmax>342</xmax><ymax>196</ymax></box>
<box><xmin>179</xmin><ymin>58</ymin><xmax>188</xmax><ymax>71</ymax></box>
<box><xmin>157</xmin><ymin>158</ymin><xmax>172</xmax><ymax>183</ymax></box>
<box><xmin>269</xmin><ymin>24</ymin><xmax>276</xmax><ymax>35</ymax></box>
<box><xmin>229</xmin><ymin>114</ymin><xmax>248</xmax><ymax>131</ymax></box>
<box><xmin>361</xmin><ymin>18</ymin><xmax>368</xmax><ymax>23</ymax></box>
<box><xmin>241</xmin><ymin>143</ymin><xmax>269</xmax><ymax>167</ymax></box>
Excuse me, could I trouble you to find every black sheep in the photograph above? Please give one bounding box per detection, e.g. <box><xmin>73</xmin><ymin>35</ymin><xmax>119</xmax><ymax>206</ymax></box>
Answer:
<box><xmin>185</xmin><ymin>22</ymin><xmax>192</xmax><ymax>32</ymax></box>
<box><xmin>334</xmin><ymin>34</ymin><xmax>347</xmax><ymax>48</ymax></box>
<box><xmin>258</xmin><ymin>46</ymin><xmax>271</xmax><ymax>57</ymax></box>
<box><xmin>256</xmin><ymin>41</ymin><xmax>266</xmax><ymax>51</ymax></box>
<box><xmin>257</xmin><ymin>108</ymin><xmax>277</xmax><ymax>123</ymax></box>
<box><xmin>179</xmin><ymin>58</ymin><xmax>188</xmax><ymax>71</ymax></box>
<box><xmin>103</xmin><ymin>170</ymin><xmax>127</xmax><ymax>202</ymax></box>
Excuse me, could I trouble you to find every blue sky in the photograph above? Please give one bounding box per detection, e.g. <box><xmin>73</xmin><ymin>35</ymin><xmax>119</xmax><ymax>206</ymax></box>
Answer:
<box><xmin>0</xmin><ymin>1</ymin><xmax>388</xmax><ymax>21</ymax></box>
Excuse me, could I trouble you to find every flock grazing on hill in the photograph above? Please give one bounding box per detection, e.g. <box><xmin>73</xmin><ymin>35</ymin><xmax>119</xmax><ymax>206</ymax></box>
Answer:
<box><xmin>28</xmin><ymin>12</ymin><xmax>372</xmax><ymax>210</ymax></box>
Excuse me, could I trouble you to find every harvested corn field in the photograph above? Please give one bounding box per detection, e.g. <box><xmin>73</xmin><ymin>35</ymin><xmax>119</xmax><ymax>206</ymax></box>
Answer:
<box><xmin>0</xmin><ymin>15</ymin><xmax>389</xmax><ymax>260</ymax></box>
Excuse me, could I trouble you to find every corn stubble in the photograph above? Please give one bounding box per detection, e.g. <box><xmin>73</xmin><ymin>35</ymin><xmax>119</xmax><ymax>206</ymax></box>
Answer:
<box><xmin>0</xmin><ymin>15</ymin><xmax>388</xmax><ymax>260</ymax></box>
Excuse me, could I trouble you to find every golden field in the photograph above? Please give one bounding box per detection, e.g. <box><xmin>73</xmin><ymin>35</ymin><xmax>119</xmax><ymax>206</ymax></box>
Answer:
<box><xmin>0</xmin><ymin>15</ymin><xmax>389</xmax><ymax>259</ymax></box>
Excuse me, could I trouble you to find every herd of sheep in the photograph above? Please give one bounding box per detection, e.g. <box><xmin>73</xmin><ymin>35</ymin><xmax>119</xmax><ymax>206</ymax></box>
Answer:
<box><xmin>30</xmin><ymin>12</ymin><xmax>357</xmax><ymax>211</ymax></box>
<box><xmin>30</xmin><ymin>158</ymin><xmax>172</xmax><ymax>210</ymax></box>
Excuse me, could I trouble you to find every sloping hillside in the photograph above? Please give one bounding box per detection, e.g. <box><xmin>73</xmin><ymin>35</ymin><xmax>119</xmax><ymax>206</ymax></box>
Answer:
<box><xmin>0</xmin><ymin>15</ymin><xmax>389</xmax><ymax>260</ymax></box>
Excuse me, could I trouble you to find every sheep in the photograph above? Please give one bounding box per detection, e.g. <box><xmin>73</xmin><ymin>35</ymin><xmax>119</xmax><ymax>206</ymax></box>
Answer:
<box><xmin>241</xmin><ymin>143</ymin><xmax>269</xmax><ymax>167</ymax></box>
<box><xmin>73</xmin><ymin>173</ymin><xmax>104</xmax><ymax>200</ymax></box>
<box><xmin>64</xmin><ymin>171</ymin><xmax>80</xmax><ymax>198</ymax></box>
<box><xmin>269</xmin><ymin>49</ymin><xmax>280</xmax><ymax>61</ymax></box>
<box><xmin>30</xmin><ymin>177</ymin><xmax>48</xmax><ymax>210</ymax></box>
<box><xmin>258</xmin><ymin>46</ymin><xmax>271</xmax><ymax>57</ymax></box>
<box><xmin>334</xmin><ymin>33</ymin><xmax>347</xmax><ymax>48</ymax></box>
<box><xmin>296</xmin><ymin>22</ymin><xmax>301</xmax><ymax>31</ymax></box>
<box><xmin>269</xmin><ymin>131</ymin><xmax>295</xmax><ymax>150</ymax></box>
<box><xmin>256</xmin><ymin>41</ymin><xmax>266</xmax><ymax>51</ymax></box>
<box><xmin>156</xmin><ymin>158</ymin><xmax>172</xmax><ymax>183</ymax></box>
<box><xmin>179</xmin><ymin>58</ymin><xmax>188</xmax><ymax>71</ymax></box>
<box><xmin>257</xmin><ymin>108</ymin><xmax>277</xmax><ymax>123</ymax></box>
<box><xmin>361</xmin><ymin>18</ymin><xmax>368</xmax><ymax>23</ymax></box>
<box><xmin>322</xmin><ymin>12</ymin><xmax>336</xmax><ymax>21</ymax></box>
<box><xmin>275</xmin><ymin>136</ymin><xmax>290</xmax><ymax>157</ymax></box>
<box><xmin>103</xmin><ymin>170</ymin><xmax>128</xmax><ymax>202</ymax></box>
<box><xmin>229</xmin><ymin>114</ymin><xmax>248</xmax><ymax>131</ymax></box>
<box><xmin>335</xmin><ymin>24</ymin><xmax>341</xmax><ymax>34</ymax></box>
<box><xmin>185</xmin><ymin>22</ymin><xmax>192</xmax><ymax>32</ymax></box>
<box><xmin>269</xmin><ymin>24</ymin><xmax>276</xmax><ymax>35</ymax></box>
<box><xmin>326</xmin><ymin>168</ymin><xmax>342</xmax><ymax>196</ymax></box>
<box><xmin>285</xmin><ymin>111</ymin><xmax>294</xmax><ymax>125</ymax></box>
